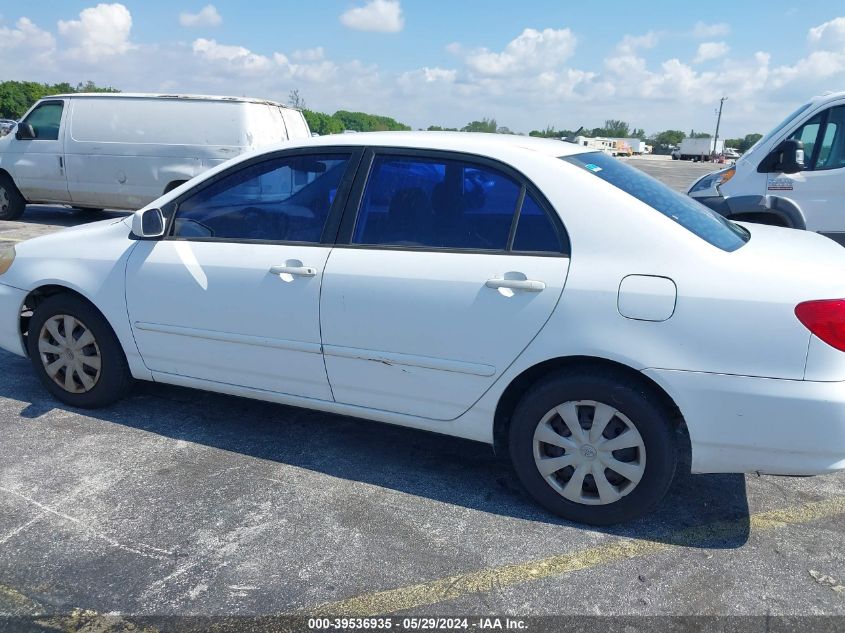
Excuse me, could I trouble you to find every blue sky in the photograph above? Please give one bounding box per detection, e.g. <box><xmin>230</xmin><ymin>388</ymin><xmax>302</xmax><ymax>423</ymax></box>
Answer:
<box><xmin>1</xmin><ymin>1</ymin><xmax>845</xmax><ymax>136</ymax></box>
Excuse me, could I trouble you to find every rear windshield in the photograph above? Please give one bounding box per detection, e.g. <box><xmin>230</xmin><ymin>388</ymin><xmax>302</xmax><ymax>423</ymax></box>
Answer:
<box><xmin>562</xmin><ymin>152</ymin><xmax>748</xmax><ymax>252</ymax></box>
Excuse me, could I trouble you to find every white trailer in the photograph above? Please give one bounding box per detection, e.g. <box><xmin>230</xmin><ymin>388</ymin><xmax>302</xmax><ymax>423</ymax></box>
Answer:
<box><xmin>678</xmin><ymin>137</ymin><xmax>725</xmax><ymax>161</ymax></box>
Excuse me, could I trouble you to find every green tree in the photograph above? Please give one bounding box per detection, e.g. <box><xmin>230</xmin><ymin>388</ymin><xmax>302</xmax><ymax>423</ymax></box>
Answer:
<box><xmin>461</xmin><ymin>118</ymin><xmax>498</xmax><ymax>133</ymax></box>
<box><xmin>427</xmin><ymin>125</ymin><xmax>458</xmax><ymax>131</ymax></box>
<box><xmin>302</xmin><ymin>109</ymin><xmax>344</xmax><ymax>135</ymax></box>
<box><xmin>0</xmin><ymin>80</ymin><xmax>118</xmax><ymax>119</ymax></box>
<box><xmin>333</xmin><ymin>110</ymin><xmax>410</xmax><ymax>132</ymax></box>
<box><xmin>600</xmin><ymin>119</ymin><xmax>630</xmax><ymax>138</ymax></box>
<box><xmin>529</xmin><ymin>125</ymin><xmax>577</xmax><ymax>138</ymax></box>
<box><xmin>741</xmin><ymin>133</ymin><xmax>762</xmax><ymax>152</ymax></box>
<box><xmin>652</xmin><ymin>129</ymin><xmax>685</xmax><ymax>147</ymax></box>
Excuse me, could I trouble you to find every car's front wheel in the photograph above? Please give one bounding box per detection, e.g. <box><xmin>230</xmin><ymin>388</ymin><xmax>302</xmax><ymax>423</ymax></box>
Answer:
<box><xmin>509</xmin><ymin>369</ymin><xmax>677</xmax><ymax>525</ymax></box>
<box><xmin>28</xmin><ymin>293</ymin><xmax>132</xmax><ymax>408</ymax></box>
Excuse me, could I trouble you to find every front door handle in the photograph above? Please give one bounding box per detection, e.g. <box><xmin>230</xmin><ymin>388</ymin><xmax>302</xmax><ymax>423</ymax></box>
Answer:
<box><xmin>486</xmin><ymin>278</ymin><xmax>546</xmax><ymax>292</ymax></box>
<box><xmin>269</xmin><ymin>265</ymin><xmax>317</xmax><ymax>277</ymax></box>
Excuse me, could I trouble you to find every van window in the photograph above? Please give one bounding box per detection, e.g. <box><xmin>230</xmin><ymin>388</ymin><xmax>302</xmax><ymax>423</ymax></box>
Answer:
<box><xmin>815</xmin><ymin>106</ymin><xmax>845</xmax><ymax>171</ymax></box>
<box><xmin>172</xmin><ymin>153</ymin><xmax>351</xmax><ymax>242</ymax></box>
<box><xmin>789</xmin><ymin>114</ymin><xmax>823</xmax><ymax>164</ymax></box>
<box><xmin>22</xmin><ymin>102</ymin><xmax>63</xmax><ymax>140</ymax></box>
<box><xmin>70</xmin><ymin>98</ymin><xmax>248</xmax><ymax>146</ymax></box>
<box><xmin>562</xmin><ymin>152</ymin><xmax>748</xmax><ymax>252</ymax></box>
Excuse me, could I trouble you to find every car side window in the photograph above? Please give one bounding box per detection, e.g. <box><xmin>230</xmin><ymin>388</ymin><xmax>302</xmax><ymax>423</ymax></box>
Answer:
<box><xmin>352</xmin><ymin>155</ymin><xmax>523</xmax><ymax>250</ymax></box>
<box><xmin>172</xmin><ymin>153</ymin><xmax>352</xmax><ymax>242</ymax></box>
<box><xmin>22</xmin><ymin>102</ymin><xmax>63</xmax><ymax>141</ymax></box>
<box><xmin>815</xmin><ymin>106</ymin><xmax>845</xmax><ymax>171</ymax></box>
<box><xmin>512</xmin><ymin>194</ymin><xmax>562</xmax><ymax>253</ymax></box>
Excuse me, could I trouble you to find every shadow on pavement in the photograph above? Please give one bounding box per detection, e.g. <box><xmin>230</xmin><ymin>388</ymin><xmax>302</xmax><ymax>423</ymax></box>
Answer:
<box><xmin>15</xmin><ymin>205</ymin><xmax>128</xmax><ymax>228</ymax></box>
<box><xmin>1</xmin><ymin>351</ymin><xmax>750</xmax><ymax>549</ymax></box>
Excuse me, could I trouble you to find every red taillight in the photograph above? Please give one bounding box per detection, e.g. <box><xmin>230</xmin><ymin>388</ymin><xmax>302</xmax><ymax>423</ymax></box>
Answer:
<box><xmin>795</xmin><ymin>299</ymin><xmax>845</xmax><ymax>352</ymax></box>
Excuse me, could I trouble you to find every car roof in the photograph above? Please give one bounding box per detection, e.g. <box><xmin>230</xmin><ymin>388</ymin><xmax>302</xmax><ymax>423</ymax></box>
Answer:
<box><xmin>281</xmin><ymin>131</ymin><xmax>590</xmax><ymax>158</ymax></box>
<box><xmin>41</xmin><ymin>93</ymin><xmax>296</xmax><ymax>108</ymax></box>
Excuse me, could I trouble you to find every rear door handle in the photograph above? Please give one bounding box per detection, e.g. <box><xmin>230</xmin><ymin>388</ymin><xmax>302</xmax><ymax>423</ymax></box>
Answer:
<box><xmin>486</xmin><ymin>278</ymin><xmax>546</xmax><ymax>292</ymax></box>
<box><xmin>269</xmin><ymin>265</ymin><xmax>317</xmax><ymax>277</ymax></box>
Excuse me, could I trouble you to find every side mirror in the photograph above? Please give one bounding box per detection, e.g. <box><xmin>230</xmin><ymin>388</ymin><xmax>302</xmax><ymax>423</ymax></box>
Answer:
<box><xmin>131</xmin><ymin>208</ymin><xmax>165</xmax><ymax>239</ymax></box>
<box><xmin>15</xmin><ymin>123</ymin><xmax>35</xmax><ymax>140</ymax></box>
<box><xmin>769</xmin><ymin>139</ymin><xmax>805</xmax><ymax>174</ymax></box>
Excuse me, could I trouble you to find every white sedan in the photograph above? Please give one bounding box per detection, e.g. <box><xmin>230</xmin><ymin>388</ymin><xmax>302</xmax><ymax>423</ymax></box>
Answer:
<box><xmin>1</xmin><ymin>132</ymin><xmax>844</xmax><ymax>525</ymax></box>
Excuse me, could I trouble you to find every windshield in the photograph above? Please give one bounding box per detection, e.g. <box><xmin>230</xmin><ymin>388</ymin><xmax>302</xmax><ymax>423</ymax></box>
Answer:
<box><xmin>744</xmin><ymin>102</ymin><xmax>812</xmax><ymax>157</ymax></box>
<box><xmin>562</xmin><ymin>152</ymin><xmax>749</xmax><ymax>252</ymax></box>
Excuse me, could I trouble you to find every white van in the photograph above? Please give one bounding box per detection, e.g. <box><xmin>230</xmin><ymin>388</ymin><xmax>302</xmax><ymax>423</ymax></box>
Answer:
<box><xmin>0</xmin><ymin>93</ymin><xmax>311</xmax><ymax>220</ymax></box>
<box><xmin>688</xmin><ymin>91</ymin><xmax>845</xmax><ymax>245</ymax></box>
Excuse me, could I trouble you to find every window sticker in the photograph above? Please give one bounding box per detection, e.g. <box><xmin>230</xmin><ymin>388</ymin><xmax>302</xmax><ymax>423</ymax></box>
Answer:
<box><xmin>584</xmin><ymin>163</ymin><xmax>603</xmax><ymax>173</ymax></box>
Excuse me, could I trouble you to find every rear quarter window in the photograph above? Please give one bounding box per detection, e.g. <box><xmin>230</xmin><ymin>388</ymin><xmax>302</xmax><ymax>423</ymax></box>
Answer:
<box><xmin>562</xmin><ymin>152</ymin><xmax>748</xmax><ymax>252</ymax></box>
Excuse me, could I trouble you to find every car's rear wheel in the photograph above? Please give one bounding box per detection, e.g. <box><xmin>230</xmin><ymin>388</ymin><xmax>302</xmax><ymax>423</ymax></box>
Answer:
<box><xmin>0</xmin><ymin>175</ymin><xmax>26</xmax><ymax>221</ymax></box>
<box><xmin>27</xmin><ymin>293</ymin><xmax>132</xmax><ymax>408</ymax></box>
<box><xmin>509</xmin><ymin>369</ymin><xmax>677</xmax><ymax>525</ymax></box>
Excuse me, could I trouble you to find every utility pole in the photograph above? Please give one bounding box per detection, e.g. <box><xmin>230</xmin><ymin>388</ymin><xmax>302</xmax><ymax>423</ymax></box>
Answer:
<box><xmin>713</xmin><ymin>96</ymin><xmax>728</xmax><ymax>158</ymax></box>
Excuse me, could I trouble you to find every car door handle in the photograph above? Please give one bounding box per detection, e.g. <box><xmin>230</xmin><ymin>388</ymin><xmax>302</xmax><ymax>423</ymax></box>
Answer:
<box><xmin>269</xmin><ymin>265</ymin><xmax>317</xmax><ymax>277</ymax></box>
<box><xmin>485</xmin><ymin>278</ymin><xmax>546</xmax><ymax>292</ymax></box>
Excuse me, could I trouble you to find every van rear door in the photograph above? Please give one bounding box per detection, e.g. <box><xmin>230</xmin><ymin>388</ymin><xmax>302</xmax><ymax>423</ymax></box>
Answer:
<box><xmin>280</xmin><ymin>108</ymin><xmax>311</xmax><ymax>140</ymax></box>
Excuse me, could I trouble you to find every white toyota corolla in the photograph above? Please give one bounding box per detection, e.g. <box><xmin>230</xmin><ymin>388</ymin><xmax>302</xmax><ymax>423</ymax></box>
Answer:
<box><xmin>0</xmin><ymin>132</ymin><xmax>844</xmax><ymax>525</ymax></box>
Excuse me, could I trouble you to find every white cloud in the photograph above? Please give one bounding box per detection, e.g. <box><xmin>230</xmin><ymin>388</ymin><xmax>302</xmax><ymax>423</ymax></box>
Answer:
<box><xmin>179</xmin><ymin>5</ymin><xmax>222</xmax><ymax>28</ymax></box>
<box><xmin>58</xmin><ymin>3</ymin><xmax>133</xmax><ymax>61</ymax></box>
<box><xmin>808</xmin><ymin>16</ymin><xmax>845</xmax><ymax>49</ymax></box>
<box><xmin>340</xmin><ymin>0</ymin><xmax>403</xmax><ymax>33</ymax></box>
<box><xmin>6</xmin><ymin>10</ymin><xmax>845</xmax><ymax>138</ymax></box>
<box><xmin>192</xmin><ymin>38</ymin><xmax>271</xmax><ymax>72</ymax></box>
<box><xmin>465</xmin><ymin>28</ymin><xmax>577</xmax><ymax>77</ymax></box>
<box><xmin>422</xmin><ymin>67</ymin><xmax>456</xmax><ymax>83</ymax></box>
<box><xmin>292</xmin><ymin>47</ymin><xmax>325</xmax><ymax>62</ymax></box>
<box><xmin>0</xmin><ymin>17</ymin><xmax>55</xmax><ymax>52</ymax></box>
<box><xmin>616</xmin><ymin>32</ymin><xmax>658</xmax><ymax>55</ymax></box>
<box><xmin>694</xmin><ymin>41</ymin><xmax>730</xmax><ymax>63</ymax></box>
<box><xmin>693</xmin><ymin>22</ymin><xmax>730</xmax><ymax>38</ymax></box>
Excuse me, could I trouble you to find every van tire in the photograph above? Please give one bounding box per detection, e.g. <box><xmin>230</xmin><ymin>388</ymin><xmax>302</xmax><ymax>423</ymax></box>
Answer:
<box><xmin>163</xmin><ymin>180</ymin><xmax>187</xmax><ymax>195</ymax></box>
<box><xmin>0</xmin><ymin>174</ymin><xmax>26</xmax><ymax>221</ymax></box>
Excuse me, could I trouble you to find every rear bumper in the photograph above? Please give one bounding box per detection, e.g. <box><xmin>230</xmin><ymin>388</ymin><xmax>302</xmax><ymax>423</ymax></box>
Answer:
<box><xmin>644</xmin><ymin>368</ymin><xmax>845</xmax><ymax>476</ymax></box>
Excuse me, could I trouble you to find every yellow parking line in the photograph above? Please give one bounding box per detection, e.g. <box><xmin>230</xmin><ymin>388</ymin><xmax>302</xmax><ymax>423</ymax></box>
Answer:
<box><xmin>0</xmin><ymin>237</ymin><xmax>21</xmax><ymax>243</ymax></box>
<box><xmin>309</xmin><ymin>495</ymin><xmax>845</xmax><ymax>616</ymax></box>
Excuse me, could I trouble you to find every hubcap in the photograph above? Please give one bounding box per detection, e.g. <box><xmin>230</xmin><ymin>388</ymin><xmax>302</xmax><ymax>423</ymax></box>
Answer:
<box><xmin>533</xmin><ymin>400</ymin><xmax>646</xmax><ymax>506</ymax></box>
<box><xmin>38</xmin><ymin>315</ymin><xmax>102</xmax><ymax>394</ymax></box>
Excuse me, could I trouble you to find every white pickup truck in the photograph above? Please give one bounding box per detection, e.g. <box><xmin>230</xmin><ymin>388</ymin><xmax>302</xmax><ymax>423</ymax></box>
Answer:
<box><xmin>688</xmin><ymin>91</ymin><xmax>845</xmax><ymax>245</ymax></box>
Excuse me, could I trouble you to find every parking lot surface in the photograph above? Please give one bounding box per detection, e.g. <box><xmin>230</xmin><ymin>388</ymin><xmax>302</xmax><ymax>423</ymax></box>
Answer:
<box><xmin>1</xmin><ymin>157</ymin><xmax>843</xmax><ymax>628</ymax></box>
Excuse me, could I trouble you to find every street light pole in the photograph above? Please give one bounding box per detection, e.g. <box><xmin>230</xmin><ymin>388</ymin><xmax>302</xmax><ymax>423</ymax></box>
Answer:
<box><xmin>713</xmin><ymin>96</ymin><xmax>728</xmax><ymax>158</ymax></box>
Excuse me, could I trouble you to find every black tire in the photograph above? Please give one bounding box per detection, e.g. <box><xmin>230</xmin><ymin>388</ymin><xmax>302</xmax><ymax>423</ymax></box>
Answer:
<box><xmin>163</xmin><ymin>180</ymin><xmax>187</xmax><ymax>194</ymax></box>
<box><xmin>0</xmin><ymin>174</ymin><xmax>26</xmax><ymax>221</ymax></box>
<box><xmin>509</xmin><ymin>368</ymin><xmax>677</xmax><ymax>525</ymax></box>
<box><xmin>27</xmin><ymin>293</ymin><xmax>132</xmax><ymax>408</ymax></box>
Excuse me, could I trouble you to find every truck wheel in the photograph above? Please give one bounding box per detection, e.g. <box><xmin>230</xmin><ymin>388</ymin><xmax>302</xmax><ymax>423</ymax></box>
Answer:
<box><xmin>509</xmin><ymin>369</ymin><xmax>677</xmax><ymax>525</ymax></box>
<box><xmin>0</xmin><ymin>175</ymin><xmax>26</xmax><ymax>221</ymax></box>
<box><xmin>27</xmin><ymin>293</ymin><xmax>133</xmax><ymax>408</ymax></box>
